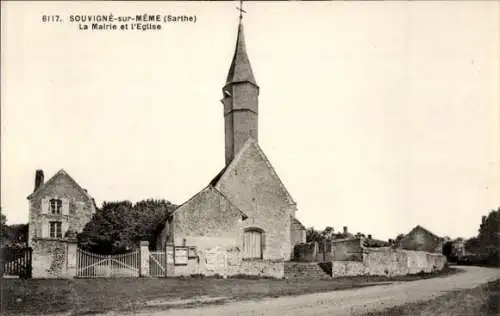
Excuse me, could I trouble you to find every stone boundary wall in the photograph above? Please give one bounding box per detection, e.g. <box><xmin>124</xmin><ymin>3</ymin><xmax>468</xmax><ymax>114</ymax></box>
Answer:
<box><xmin>31</xmin><ymin>238</ymin><xmax>76</xmax><ymax>278</ymax></box>
<box><xmin>293</xmin><ymin>239</ymin><xmax>364</xmax><ymax>263</ymax></box>
<box><xmin>332</xmin><ymin>248</ymin><xmax>447</xmax><ymax>277</ymax></box>
<box><xmin>31</xmin><ymin>241</ymin><xmax>284</xmax><ymax>279</ymax></box>
<box><xmin>230</xmin><ymin>259</ymin><xmax>284</xmax><ymax>279</ymax></box>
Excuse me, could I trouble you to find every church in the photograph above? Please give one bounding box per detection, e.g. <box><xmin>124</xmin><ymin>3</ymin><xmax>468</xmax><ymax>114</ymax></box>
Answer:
<box><xmin>156</xmin><ymin>15</ymin><xmax>306</xmax><ymax>262</ymax></box>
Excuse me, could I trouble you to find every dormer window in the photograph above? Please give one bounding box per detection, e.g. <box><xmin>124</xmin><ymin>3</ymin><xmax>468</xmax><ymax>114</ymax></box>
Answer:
<box><xmin>50</xmin><ymin>198</ymin><xmax>62</xmax><ymax>214</ymax></box>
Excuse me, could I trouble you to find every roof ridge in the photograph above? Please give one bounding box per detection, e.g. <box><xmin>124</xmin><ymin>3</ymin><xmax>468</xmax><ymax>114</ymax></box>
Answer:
<box><xmin>27</xmin><ymin>169</ymin><xmax>93</xmax><ymax>202</ymax></box>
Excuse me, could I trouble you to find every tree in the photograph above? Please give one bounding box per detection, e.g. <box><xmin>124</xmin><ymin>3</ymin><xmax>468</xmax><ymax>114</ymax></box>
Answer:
<box><xmin>306</xmin><ymin>227</ymin><xmax>322</xmax><ymax>243</ymax></box>
<box><xmin>0</xmin><ymin>211</ymin><xmax>8</xmax><ymax>245</ymax></box>
<box><xmin>354</xmin><ymin>232</ymin><xmax>366</xmax><ymax>239</ymax></box>
<box><xmin>0</xmin><ymin>210</ymin><xmax>29</xmax><ymax>248</ymax></box>
<box><xmin>464</xmin><ymin>236</ymin><xmax>480</xmax><ymax>253</ymax></box>
<box><xmin>321</xmin><ymin>226</ymin><xmax>335</xmax><ymax>240</ymax></box>
<box><xmin>78</xmin><ymin>199</ymin><xmax>177</xmax><ymax>254</ymax></box>
<box><xmin>478</xmin><ymin>208</ymin><xmax>500</xmax><ymax>252</ymax></box>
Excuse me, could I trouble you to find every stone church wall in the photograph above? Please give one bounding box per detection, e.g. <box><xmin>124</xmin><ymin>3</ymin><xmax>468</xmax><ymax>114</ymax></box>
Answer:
<box><xmin>170</xmin><ymin>187</ymin><xmax>244</xmax><ymax>253</ymax></box>
<box><xmin>216</xmin><ymin>141</ymin><xmax>294</xmax><ymax>261</ymax></box>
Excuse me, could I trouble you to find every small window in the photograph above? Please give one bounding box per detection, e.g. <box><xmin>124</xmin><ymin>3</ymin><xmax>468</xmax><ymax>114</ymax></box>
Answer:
<box><xmin>50</xmin><ymin>221</ymin><xmax>62</xmax><ymax>238</ymax></box>
<box><xmin>50</xmin><ymin>198</ymin><xmax>62</xmax><ymax>214</ymax></box>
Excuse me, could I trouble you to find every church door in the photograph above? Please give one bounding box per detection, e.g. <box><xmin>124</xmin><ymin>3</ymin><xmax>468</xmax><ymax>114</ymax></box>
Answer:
<box><xmin>243</xmin><ymin>229</ymin><xmax>263</xmax><ymax>259</ymax></box>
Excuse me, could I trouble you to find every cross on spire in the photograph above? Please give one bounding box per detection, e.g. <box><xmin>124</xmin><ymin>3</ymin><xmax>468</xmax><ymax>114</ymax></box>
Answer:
<box><xmin>236</xmin><ymin>0</ymin><xmax>246</xmax><ymax>21</ymax></box>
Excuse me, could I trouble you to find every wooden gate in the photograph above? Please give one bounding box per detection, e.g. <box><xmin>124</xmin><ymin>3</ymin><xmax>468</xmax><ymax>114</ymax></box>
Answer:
<box><xmin>76</xmin><ymin>248</ymin><xmax>140</xmax><ymax>278</ymax></box>
<box><xmin>149</xmin><ymin>251</ymin><xmax>167</xmax><ymax>277</ymax></box>
<box><xmin>1</xmin><ymin>247</ymin><xmax>32</xmax><ymax>279</ymax></box>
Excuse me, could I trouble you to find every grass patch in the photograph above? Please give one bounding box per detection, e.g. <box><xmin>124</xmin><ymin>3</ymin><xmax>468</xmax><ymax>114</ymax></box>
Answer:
<box><xmin>362</xmin><ymin>277</ymin><xmax>500</xmax><ymax>316</ymax></box>
<box><xmin>0</xmin><ymin>267</ymin><xmax>461</xmax><ymax>315</ymax></box>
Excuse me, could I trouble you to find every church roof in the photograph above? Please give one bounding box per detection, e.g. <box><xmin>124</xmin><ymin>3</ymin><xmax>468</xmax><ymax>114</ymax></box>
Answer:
<box><xmin>209</xmin><ymin>166</ymin><xmax>228</xmax><ymax>187</ymax></box>
<box><xmin>171</xmin><ymin>186</ymin><xmax>248</xmax><ymax>220</ymax></box>
<box><xmin>225</xmin><ymin>21</ymin><xmax>258</xmax><ymax>87</ymax></box>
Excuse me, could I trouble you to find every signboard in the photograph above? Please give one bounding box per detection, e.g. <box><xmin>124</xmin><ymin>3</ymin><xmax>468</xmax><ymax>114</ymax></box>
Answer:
<box><xmin>175</xmin><ymin>247</ymin><xmax>188</xmax><ymax>265</ymax></box>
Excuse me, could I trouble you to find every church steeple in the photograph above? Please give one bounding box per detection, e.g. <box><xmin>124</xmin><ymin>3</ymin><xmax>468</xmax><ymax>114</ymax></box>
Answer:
<box><xmin>222</xmin><ymin>3</ymin><xmax>260</xmax><ymax>166</ymax></box>
<box><xmin>225</xmin><ymin>21</ymin><xmax>257</xmax><ymax>87</ymax></box>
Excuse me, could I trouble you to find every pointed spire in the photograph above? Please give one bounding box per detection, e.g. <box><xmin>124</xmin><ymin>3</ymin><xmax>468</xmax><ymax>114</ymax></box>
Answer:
<box><xmin>225</xmin><ymin>13</ymin><xmax>257</xmax><ymax>87</ymax></box>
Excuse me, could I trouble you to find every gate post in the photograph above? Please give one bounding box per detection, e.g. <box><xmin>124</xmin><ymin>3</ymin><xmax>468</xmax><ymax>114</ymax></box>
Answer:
<box><xmin>140</xmin><ymin>241</ymin><xmax>150</xmax><ymax>277</ymax></box>
<box><xmin>66</xmin><ymin>236</ymin><xmax>78</xmax><ymax>278</ymax></box>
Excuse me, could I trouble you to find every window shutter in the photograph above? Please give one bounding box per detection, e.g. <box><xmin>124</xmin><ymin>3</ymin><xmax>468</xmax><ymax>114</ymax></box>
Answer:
<box><xmin>62</xmin><ymin>199</ymin><xmax>70</xmax><ymax>216</ymax></box>
<box><xmin>62</xmin><ymin>221</ymin><xmax>69</xmax><ymax>238</ymax></box>
<box><xmin>41</xmin><ymin>198</ymin><xmax>49</xmax><ymax>214</ymax></box>
<box><xmin>41</xmin><ymin>221</ymin><xmax>49</xmax><ymax>238</ymax></box>
<box><xmin>261</xmin><ymin>232</ymin><xmax>266</xmax><ymax>252</ymax></box>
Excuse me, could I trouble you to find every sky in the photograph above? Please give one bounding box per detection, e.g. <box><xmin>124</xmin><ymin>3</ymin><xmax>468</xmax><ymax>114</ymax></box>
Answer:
<box><xmin>2</xmin><ymin>1</ymin><xmax>499</xmax><ymax>241</ymax></box>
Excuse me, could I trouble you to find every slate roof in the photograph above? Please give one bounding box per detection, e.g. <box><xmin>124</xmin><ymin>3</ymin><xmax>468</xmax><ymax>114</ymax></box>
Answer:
<box><xmin>291</xmin><ymin>217</ymin><xmax>306</xmax><ymax>230</ymax></box>
<box><xmin>225</xmin><ymin>21</ymin><xmax>258</xmax><ymax>87</ymax></box>
<box><xmin>407</xmin><ymin>225</ymin><xmax>443</xmax><ymax>240</ymax></box>
<box><xmin>27</xmin><ymin>169</ymin><xmax>94</xmax><ymax>203</ymax></box>
<box><xmin>170</xmin><ymin>185</ymin><xmax>248</xmax><ymax>221</ymax></box>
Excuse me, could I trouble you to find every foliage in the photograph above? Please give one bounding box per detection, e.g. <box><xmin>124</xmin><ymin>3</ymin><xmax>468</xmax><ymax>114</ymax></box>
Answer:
<box><xmin>462</xmin><ymin>208</ymin><xmax>500</xmax><ymax>266</ymax></box>
<box><xmin>355</xmin><ymin>232</ymin><xmax>366</xmax><ymax>239</ymax></box>
<box><xmin>321</xmin><ymin>226</ymin><xmax>335</xmax><ymax>240</ymax></box>
<box><xmin>465</xmin><ymin>237</ymin><xmax>480</xmax><ymax>253</ymax></box>
<box><xmin>0</xmin><ymin>211</ymin><xmax>7</xmax><ymax>242</ymax></box>
<box><xmin>478</xmin><ymin>208</ymin><xmax>500</xmax><ymax>254</ymax></box>
<box><xmin>306</xmin><ymin>227</ymin><xmax>322</xmax><ymax>243</ymax></box>
<box><xmin>78</xmin><ymin>199</ymin><xmax>177</xmax><ymax>254</ymax></box>
<box><xmin>1</xmin><ymin>209</ymin><xmax>29</xmax><ymax>248</ymax></box>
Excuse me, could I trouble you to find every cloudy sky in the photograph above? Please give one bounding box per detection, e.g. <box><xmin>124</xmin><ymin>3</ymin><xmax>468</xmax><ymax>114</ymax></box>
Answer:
<box><xmin>2</xmin><ymin>1</ymin><xmax>498</xmax><ymax>240</ymax></box>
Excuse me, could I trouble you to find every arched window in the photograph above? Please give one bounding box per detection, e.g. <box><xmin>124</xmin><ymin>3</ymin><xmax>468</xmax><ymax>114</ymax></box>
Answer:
<box><xmin>243</xmin><ymin>227</ymin><xmax>264</xmax><ymax>259</ymax></box>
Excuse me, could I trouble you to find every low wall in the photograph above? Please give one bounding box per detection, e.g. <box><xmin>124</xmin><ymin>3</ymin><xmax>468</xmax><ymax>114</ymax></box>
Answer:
<box><xmin>332</xmin><ymin>261</ymin><xmax>366</xmax><ymax>277</ymax></box>
<box><xmin>332</xmin><ymin>248</ymin><xmax>447</xmax><ymax>277</ymax></box>
<box><xmin>32</xmin><ymin>238</ymin><xmax>75</xmax><ymax>278</ymax></box>
<box><xmin>171</xmin><ymin>246</ymin><xmax>284</xmax><ymax>279</ymax></box>
<box><xmin>31</xmin><ymin>240</ymin><xmax>285</xmax><ymax>279</ymax></box>
<box><xmin>230</xmin><ymin>259</ymin><xmax>284</xmax><ymax>279</ymax></box>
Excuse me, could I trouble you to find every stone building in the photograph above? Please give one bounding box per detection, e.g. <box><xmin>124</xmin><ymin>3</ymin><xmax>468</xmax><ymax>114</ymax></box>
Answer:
<box><xmin>27</xmin><ymin>169</ymin><xmax>96</xmax><ymax>277</ymax></box>
<box><xmin>27</xmin><ymin>169</ymin><xmax>96</xmax><ymax>246</ymax></box>
<box><xmin>399</xmin><ymin>225</ymin><xmax>444</xmax><ymax>254</ymax></box>
<box><xmin>156</xmin><ymin>18</ymin><xmax>306</xmax><ymax>263</ymax></box>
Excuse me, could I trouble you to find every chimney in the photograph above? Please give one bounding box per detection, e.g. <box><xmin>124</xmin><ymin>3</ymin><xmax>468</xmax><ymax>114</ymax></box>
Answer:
<box><xmin>34</xmin><ymin>170</ymin><xmax>44</xmax><ymax>192</ymax></box>
<box><xmin>367</xmin><ymin>234</ymin><xmax>372</xmax><ymax>240</ymax></box>
<box><xmin>343</xmin><ymin>226</ymin><xmax>348</xmax><ymax>234</ymax></box>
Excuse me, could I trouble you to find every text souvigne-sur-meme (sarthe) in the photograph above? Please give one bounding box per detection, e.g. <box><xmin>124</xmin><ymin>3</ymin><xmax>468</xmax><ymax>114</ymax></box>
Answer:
<box><xmin>61</xmin><ymin>14</ymin><xmax>196</xmax><ymax>30</ymax></box>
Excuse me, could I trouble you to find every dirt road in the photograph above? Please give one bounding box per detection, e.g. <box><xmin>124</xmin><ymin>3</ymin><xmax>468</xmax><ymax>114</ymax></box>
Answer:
<box><xmin>109</xmin><ymin>266</ymin><xmax>500</xmax><ymax>316</ymax></box>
